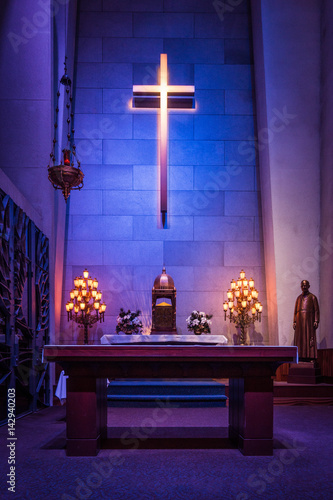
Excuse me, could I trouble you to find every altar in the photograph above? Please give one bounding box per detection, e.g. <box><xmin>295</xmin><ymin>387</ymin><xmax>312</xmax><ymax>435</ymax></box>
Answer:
<box><xmin>44</xmin><ymin>344</ymin><xmax>297</xmax><ymax>457</ymax></box>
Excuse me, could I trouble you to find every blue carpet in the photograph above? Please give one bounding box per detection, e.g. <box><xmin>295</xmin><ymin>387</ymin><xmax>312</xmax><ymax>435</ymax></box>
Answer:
<box><xmin>0</xmin><ymin>406</ymin><xmax>332</xmax><ymax>499</ymax></box>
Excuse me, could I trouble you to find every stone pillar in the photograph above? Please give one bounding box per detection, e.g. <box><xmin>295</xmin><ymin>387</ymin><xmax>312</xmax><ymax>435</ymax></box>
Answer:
<box><xmin>251</xmin><ymin>0</ymin><xmax>321</xmax><ymax>345</ymax></box>
<box><xmin>319</xmin><ymin>0</ymin><xmax>333</xmax><ymax>349</ymax></box>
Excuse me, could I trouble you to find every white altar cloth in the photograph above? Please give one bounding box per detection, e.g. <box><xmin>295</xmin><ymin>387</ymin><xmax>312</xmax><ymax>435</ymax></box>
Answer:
<box><xmin>55</xmin><ymin>370</ymin><xmax>68</xmax><ymax>405</ymax></box>
<box><xmin>55</xmin><ymin>369</ymin><xmax>109</xmax><ymax>402</ymax></box>
<box><xmin>100</xmin><ymin>334</ymin><xmax>228</xmax><ymax>345</ymax></box>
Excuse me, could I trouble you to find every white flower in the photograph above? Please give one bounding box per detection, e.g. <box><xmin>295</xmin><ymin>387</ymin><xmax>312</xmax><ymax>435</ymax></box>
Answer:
<box><xmin>193</xmin><ymin>319</ymin><xmax>199</xmax><ymax>326</ymax></box>
<box><xmin>199</xmin><ymin>312</ymin><xmax>205</xmax><ymax>316</ymax></box>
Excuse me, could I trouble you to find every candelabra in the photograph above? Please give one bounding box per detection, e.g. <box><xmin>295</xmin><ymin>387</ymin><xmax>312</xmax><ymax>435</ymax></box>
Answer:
<box><xmin>223</xmin><ymin>270</ymin><xmax>262</xmax><ymax>345</ymax></box>
<box><xmin>66</xmin><ymin>269</ymin><xmax>106</xmax><ymax>344</ymax></box>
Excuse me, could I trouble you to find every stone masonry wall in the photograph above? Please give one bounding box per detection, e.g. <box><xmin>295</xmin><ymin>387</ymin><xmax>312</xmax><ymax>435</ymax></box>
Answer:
<box><xmin>61</xmin><ymin>0</ymin><xmax>266</xmax><ymax>344</ymax></box>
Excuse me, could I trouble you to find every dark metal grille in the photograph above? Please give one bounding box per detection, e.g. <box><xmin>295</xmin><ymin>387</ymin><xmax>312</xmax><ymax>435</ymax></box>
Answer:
<box><xmin>0</xmin><ymin>189</ymin><xmax>50</xmax><ymax>424</ymax></box>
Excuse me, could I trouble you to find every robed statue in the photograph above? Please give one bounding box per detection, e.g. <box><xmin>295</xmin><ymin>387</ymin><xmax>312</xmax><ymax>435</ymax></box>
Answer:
<box><xmin>293</xmin><ymin>280</ymin><xmax>320</xmax><ymax>361</ymax></box>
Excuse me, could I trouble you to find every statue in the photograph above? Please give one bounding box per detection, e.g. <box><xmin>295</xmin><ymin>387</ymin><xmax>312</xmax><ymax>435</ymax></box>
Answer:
<box><xmin>293</xmin><ymin>280</ymin><xmax>319</xmax><ymax>361</ymax></box>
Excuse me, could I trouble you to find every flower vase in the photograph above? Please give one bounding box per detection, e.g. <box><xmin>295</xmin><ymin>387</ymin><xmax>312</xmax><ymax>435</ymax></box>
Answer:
<box><xmin>189</xmin><ymin>328</ymin><xmax>205</xmax><ymax>335</ymax></box>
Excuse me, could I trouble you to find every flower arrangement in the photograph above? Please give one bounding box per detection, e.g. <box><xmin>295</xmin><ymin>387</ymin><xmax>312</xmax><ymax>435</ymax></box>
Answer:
<box><xmin>116</xmin><ymin>308</ymin><xmax>143</xmax><ymax>335</ymax></box>
<box><xmin>186</xmin><ymin>310</ymin><xmax>213</xmax><ymax>335</ymax></box>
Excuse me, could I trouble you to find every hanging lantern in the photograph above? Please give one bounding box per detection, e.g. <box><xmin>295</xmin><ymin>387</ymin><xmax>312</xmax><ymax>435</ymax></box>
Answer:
<box><xmin>48</xmin><ymin>57</ymin><xmax>84</xmax><ymax>201</ymax></box>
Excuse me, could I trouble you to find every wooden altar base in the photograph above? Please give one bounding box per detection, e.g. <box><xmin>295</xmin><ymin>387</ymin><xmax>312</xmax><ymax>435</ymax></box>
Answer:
<box><xmin>103</xmin><ymin>426</ymin><xmax>233</xmax><ymax>451</ymax></box>
<box><xmin>44</xmin><ymin>345</ymin><xmax>297</xmax><ymax>457</ymax></box>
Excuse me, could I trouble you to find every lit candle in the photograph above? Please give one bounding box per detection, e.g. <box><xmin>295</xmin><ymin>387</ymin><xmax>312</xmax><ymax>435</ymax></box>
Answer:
<box><xmin>63</xmin><ymin>149</ymin><xmax>71</xmax><ymax>165</ymax></box>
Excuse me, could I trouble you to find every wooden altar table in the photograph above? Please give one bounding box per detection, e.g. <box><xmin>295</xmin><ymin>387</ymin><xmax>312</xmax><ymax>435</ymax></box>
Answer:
<box><xmin>43</xmin><ymin>345</ymin><xmax>297</xmax><ymax>457</ymax></box>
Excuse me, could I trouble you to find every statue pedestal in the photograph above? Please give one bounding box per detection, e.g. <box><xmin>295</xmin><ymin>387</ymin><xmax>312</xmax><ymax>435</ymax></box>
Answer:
<box><xmin>287</xmin><ymin>361</ymin><xmax>322</xmax><ymax>384</ymax></box>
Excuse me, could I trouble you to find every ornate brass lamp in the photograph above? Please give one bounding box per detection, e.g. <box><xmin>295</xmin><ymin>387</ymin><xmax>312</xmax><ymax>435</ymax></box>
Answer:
<box><xmin>48</xmin><ymin>58</ymin><xmax>84</xmax><ymax>201</ymax></box>
<box><xmin>151</xmin><ymin>267</ymin><xmax>177</xmax><ymax>334</ymax></box>
<box><xmin>223</xmin><ymin>269</ymin><xmax>262</xmax><ymax>345</ymax></box>
<box><xmin>66</xmin><ymin>269</ymin><xmax>106</xmax><ymax>344</ymax></box>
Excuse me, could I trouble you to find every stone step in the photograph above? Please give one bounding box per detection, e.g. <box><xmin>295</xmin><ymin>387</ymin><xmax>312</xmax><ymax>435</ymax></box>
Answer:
<box><xmin>107</xmin><ymin>379</ymin><xmax>227</xmax><ymax>407</ymax></box>
<box><xmin>108</xmin><ymin>394</ymin><xmax>228</xmax><ymax>401</ymax></box>
<box><xmin>108</xmin><ymin>379</ymin><xmax>226</xmax><ymax>396</ymax></box>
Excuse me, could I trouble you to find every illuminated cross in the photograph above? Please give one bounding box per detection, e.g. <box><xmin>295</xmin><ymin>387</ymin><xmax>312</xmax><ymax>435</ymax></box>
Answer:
<box><xmin>133</xmin><ymin>54</ymin><xmax>195</xmax><ymax>227</ymax></box>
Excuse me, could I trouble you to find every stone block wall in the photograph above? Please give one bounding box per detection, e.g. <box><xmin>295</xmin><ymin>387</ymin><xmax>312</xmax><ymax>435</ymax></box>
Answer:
<box><xmin>61</xmin><ymin>0</ymin><xmax>267</xmax><ymax>344</ymax></box>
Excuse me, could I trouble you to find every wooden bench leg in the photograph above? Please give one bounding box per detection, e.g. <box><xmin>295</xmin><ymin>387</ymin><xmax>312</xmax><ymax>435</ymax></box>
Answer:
<box><xmin>229</xmin><ymin>377</ymin><xmax>274</xmax><ymax>456</ymax></box>
<box><xmin>66</xmin><ymin>376</ymin><xmax>107</xmax><ymax>456</ymax></box>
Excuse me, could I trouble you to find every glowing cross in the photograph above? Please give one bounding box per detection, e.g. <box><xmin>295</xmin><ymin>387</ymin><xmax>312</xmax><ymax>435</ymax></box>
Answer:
<box><xmin>133</xmin><ymin>54</ymin><xmax>195</xmax><ymax>227</ymax></box>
